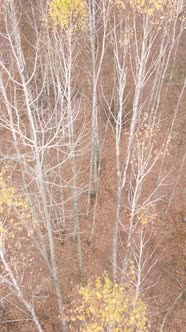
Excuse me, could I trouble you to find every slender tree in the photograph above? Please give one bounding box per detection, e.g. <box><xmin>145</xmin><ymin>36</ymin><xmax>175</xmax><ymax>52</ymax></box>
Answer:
<box><xmin>108</xmin><ymin>0</ymin><xmax>186</xmax><ymax>279</ymax></box>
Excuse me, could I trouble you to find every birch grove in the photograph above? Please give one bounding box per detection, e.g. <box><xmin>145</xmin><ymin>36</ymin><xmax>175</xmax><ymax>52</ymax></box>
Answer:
<box><xmin>0</xmin><ymin>0</ymin><xmax>186</xmax><ymax>331</ymax></box>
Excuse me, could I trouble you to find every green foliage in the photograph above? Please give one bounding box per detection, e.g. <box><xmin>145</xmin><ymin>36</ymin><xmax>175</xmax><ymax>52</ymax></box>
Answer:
<box><xmin>67</xmin><ymin>273</ymin><xmax>148</xmax><ymax>331</ymax></box>
<box><xmin>48</xmin><ymin>0</ymin><xmax>87</xmax><ymax>30</ymax></box>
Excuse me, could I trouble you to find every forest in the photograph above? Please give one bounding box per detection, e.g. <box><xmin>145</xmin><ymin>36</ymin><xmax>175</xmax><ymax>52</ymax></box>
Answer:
<box><xmin>0</xmin><ymin>0</ymin><xmax>186</xmax><ymax>331</ymax></box>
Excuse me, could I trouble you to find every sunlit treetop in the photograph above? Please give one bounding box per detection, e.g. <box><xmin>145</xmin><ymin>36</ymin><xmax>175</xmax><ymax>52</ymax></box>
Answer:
<box><xmin>48</xmin><ymin>0</ymin><xmax>87</xmax><ymax>30</ymax></box>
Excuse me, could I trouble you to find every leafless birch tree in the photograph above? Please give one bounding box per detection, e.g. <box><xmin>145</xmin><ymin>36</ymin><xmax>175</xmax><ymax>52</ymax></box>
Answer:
<box><xmin>0</xmin><ymin>0</ymin><xmax>89</xmax><ymax>330</ymax></box>
<box><xmin>108</xmin><ymin>0</ymin><xmax>186</xmax><ymax>280</ymax></box>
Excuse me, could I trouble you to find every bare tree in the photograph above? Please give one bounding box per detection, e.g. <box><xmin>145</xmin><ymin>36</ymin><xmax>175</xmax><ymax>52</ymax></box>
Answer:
<box><xmin>86</xmin><ymin>0</ymin><xmax>112</xmax><ymax>211</ymax></box>
<box><xmin>0</xmin><ymin>246</ymin><xmax>43</xmax><ymax>332</ymax></box>
<box><xmin>0</xmin><ymin>0</ymin><xmax>89</xmax><ymax>330</ymax></box>
<box><xmin>106</xmin><ymin>0</ymin><xmax>186</xmax><ymax>280</ymax></box>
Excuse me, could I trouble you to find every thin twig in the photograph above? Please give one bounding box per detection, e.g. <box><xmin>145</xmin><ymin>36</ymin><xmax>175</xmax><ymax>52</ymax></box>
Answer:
<box><xmin>160</xmin><ymin>290</ymin><xmax>186</xmax><ymax>332</ymax></box>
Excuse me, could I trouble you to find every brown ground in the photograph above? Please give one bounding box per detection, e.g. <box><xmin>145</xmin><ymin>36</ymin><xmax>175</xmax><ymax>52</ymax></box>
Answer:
<box><xmin>0</xmin><ymin>1</ymin><xmax>186</xmax><ymax>332</ymax></box>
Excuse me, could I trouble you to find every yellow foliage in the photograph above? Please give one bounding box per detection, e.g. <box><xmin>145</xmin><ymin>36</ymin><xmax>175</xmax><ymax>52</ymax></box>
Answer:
<box><xmin>67</xmin><ymin>273</ymin><xmax>148</xmax><ymax>331</ymax></box>
<box><xmin>0</xmin><ymin>168</ymin><xmax>32</xmax><ymax>245</ymax></box>
<box><xmin>115</xmin><ymin>0</ymin><xmax>185</xmax><ymax>24</ymax></box>
<box><xmin>133</xmin><ymin>0</ymin><xmax>171</xmax><ymax>17</ymax></box>
<box><xmin>48</xmin><ymin>0</ymin><xmax>87</xmax><ymax>30</ymax></box>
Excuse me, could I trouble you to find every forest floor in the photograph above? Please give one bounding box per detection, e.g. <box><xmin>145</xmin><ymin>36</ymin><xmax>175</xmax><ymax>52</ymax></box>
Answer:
<box><xmin>0</xmin><ymin>1</ymin><xmax>186</xmax><ymax>332</ymax></box>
